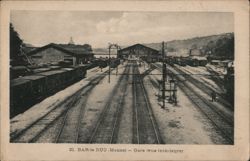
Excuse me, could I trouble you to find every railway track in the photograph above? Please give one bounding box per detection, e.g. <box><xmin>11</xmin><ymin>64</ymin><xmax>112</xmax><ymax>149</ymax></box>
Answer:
<box><xmin>132</xmin><ymin>60</ymin><xmax>162</xmax><ymax>144</ymax></box>
<box><xmin>54</xmin><ymin>82</ymin><xmax>96</xmax><ymax>143</ymax></box>
<box><xmin>88</xmin><ymin>62</ymin><xmax>131</xmax><ymax>143</ymax></box>
<box><xmin>170</xmin><ymin>65</ymin><xmax>234</xmax><ymax>125</ymax></box>
<box><xmin>173</xmin><ymin>64</ymin><xmax>233</xmax><ymax>110</ymax></box>
<box><xmin>10</xmin><ymin>69</ymin><xmax>112</xmax><ymax>143</ymax></box>
<box><xmin>152</xmin><ymin>63</ymin><xmax>233</xmax><ymax>144</ymax></box>
<box><xmin>178</xmin><ymin>81</ymin><xmax>234</xmax><ymax>144</ymax></box>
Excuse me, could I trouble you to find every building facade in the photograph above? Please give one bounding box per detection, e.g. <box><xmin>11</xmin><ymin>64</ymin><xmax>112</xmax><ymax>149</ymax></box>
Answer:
<box><xmin>27</xmin><ymin>43</ymin><xmax>94</xmax><ymax>66</ymax></box>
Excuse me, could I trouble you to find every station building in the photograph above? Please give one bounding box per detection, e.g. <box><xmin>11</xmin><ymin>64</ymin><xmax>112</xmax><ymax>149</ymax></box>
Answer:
<box><xmin>27</xmin><ymin>43</ymin><xmax>94</xmax><ymax>66</ymax></box>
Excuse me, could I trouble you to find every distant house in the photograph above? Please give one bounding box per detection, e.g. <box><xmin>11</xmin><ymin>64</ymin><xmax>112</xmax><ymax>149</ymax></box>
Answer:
<box><xmin>188</xmin><ymin>56</ymin><xmax>207</xmax><ymax>66</ymax></box>
<box><xmin>167</xmin><ymin>48</ymin><xmax>189</xmax><ymax>57</ymax></box>
<box><xmin>187</xmin><ymin>49</ymin><xmax>207</xmax><ymax>66</ymax></box>
<box><xmin>27</xmin><ymin>43</ymin><xmax>94</xmax><ymax>66</ymax></box>
<box><xmin>189</xmin><ymin>48</ymin><xmax>202</xmax><ymax>56</ymax></box>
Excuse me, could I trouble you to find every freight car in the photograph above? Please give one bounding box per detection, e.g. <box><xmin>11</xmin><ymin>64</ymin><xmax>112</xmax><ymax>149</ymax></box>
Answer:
<box><xmin>110</xmin><ymin>58</ymin><xmax>120</xmax><ymax>68</ymax></box>
<box><xmin>176</xmin><ymin>57</ymin><xmax>187</xmax><ymax>66</ymax></box>
<box><xmin>10</xmin><ymin>65</ymin><xmax>87</xmax><ymax>118</ymax></box>
<box><xmin>10</xmin><ymin>66</ymin><xmax>32</xmax><ymax>79</ymax></box>
<box><xmin>186</xmin><ymin>57</ymin><xmax>207</xmax><ymax>66</ymax></box>
<box><xmin>98</xmin><ymin>58</ymin><xmax>108</xmax><ymax>68</ymax></box>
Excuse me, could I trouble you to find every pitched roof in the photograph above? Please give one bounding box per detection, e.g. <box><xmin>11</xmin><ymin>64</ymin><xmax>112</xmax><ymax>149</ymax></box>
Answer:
<box><xmin>119</xmin><ymin>43</ymin><xmax>159</xmax><ymax>53</ymax></box>
<box><xmin>56</xmin><ymin>44</ymin><xmax>92</xmax><ymax>55</ymax></box>
<box><xmin>27</xmin><ymin>43</ymin><xmax>93</xmax><ymax>57</ymax></box>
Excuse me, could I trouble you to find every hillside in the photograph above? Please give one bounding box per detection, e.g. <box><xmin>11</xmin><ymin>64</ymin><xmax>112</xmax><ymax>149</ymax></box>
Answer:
<box><xmin>93</xmin><ymin>33</ymin><xmax>234</xmax><ymax>59</ymax></box>
<box><xmin>144</xmin><ymin>33</ymin><xmax>234</xmax><ymax>59</ymax></box>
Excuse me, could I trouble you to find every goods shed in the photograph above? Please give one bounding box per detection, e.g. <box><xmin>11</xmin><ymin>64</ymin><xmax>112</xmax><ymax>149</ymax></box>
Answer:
<box><xmin>27</xmin><ymin>43</ymin><xmax>94</xmax><ymax>66</ymax></box>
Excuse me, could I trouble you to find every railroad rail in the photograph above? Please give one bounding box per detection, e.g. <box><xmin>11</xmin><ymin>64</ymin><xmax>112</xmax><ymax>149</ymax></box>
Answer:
<box><xmin>88</xmin><ymin>62</ymin><xmax>131</xmax><ymax>143</ymax></box>
<box><xmin>10</xmin><ymin>69</ymin><xmax>113</xmax><ymax>143</ymax></box>
<box><xmin>54</xmin><ymin>83</ymin><xmax>95</xmax><ymax>143</ymax></box>
<box><xmin>173</xmin><ymin>64</ymin><xmax>233</xmax><ymax>110</ymax></box>
<box><xmin>178</xmin><ymin>82</ymin><xmax>234</xmax><ymax>143</ymax></box>
<box><xmin>152</xmin><ymin>63</ymin><xmax>233</xmax><ymax>144</ymax></box>
<box><xmin>132</xmin><ymin>60</ymin><xmax>163</xmax><ymax>144</ymax></box>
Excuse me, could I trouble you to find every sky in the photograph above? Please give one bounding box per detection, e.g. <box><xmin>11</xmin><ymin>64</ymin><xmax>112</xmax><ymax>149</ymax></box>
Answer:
<box><xmin>11</xmin><ymin>11</ymin><xmax>234</xmax><ymax>48</ymax></box>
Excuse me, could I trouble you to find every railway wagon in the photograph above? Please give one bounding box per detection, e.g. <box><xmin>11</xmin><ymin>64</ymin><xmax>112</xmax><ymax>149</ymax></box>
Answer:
<box><xmin>110</xmin><ymin>58</ymin><xmax>120</xmax><ymax>68</ymax></box>
<box><xmin>98</xmin><ymin>59</ymin><xmax>108</xmax><ymax>68</ymax></box>
<box><xmin>176</xmin><ymin>57</ymin><xmax>187</xmax><ymax>66</ymax></box>
<box><xmin>10</xmin><ymin>65</ymin><xmax>88</xmax><ymax>118</ymax></box>
<box><xmin>166</xmin><ymin>57</ymin><xmax>175</xmax><ymax>66</ymax></box>
<box><xmin>61</xmin><ymin>68</ymin><xmax>75</xmax><ymax>86</ymax></box>
<box><xmin>10</xmin><ymin>78</ymin><xmax>33</xmax><ymax>118</ymax></box>
<box><xmin>186</xmin><ymin>58</ymin><xmax>207</xmax><ymax>66</ymax></box>
<box><xmin>23</xmin><ymin>75</ymin><xmax>47</xmax><ymax>100</ymax></box>
<box><xmin>75</xmin><ymin>65</ymin><xmax>87</xmax><ymax>80</ymax></box>
<box><xmin>10</xmin><ymin>66</ymin><xmax>31</xmax><ymax>79</ymax></box>
<box><xmin>37</xmin><ymin>70</ymin><xmax>66</xmax><ymax>94</ymax></box>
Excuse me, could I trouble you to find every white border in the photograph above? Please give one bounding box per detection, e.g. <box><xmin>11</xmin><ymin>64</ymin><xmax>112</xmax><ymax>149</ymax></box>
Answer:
<box><xmin>1</xmin><ymin>1</ymin><xmax>249</xmax><ymax>161</ymax></box>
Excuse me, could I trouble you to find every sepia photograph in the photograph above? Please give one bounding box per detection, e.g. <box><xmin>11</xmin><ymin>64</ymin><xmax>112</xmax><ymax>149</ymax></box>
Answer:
<box><xmin>1</xmin><ymin>1</ymin><xmax>249</xmax><ymax>161</ymax></box>
<box><xmin>9</xmin><ymin>10</ymin><xmax>234</xmax><ymax>144</ymax></box>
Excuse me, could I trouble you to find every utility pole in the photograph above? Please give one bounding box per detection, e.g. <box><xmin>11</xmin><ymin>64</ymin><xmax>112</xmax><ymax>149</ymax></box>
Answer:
<box><xmin>108</xmin><ymin>46</ymin><xmax>111</xmax><ymax>83</ymax></box>
<box><xmin>162</xmin><ymin>42</ymin><xmax>166</xmax><ymax>109</ymax></box>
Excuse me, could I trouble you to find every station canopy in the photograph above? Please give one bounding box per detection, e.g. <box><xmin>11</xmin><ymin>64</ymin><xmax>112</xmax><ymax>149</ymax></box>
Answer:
<box><xmin>118</xmin><ymin>44</ymin><xmax>159</xmax><ymax>59</ymax></box>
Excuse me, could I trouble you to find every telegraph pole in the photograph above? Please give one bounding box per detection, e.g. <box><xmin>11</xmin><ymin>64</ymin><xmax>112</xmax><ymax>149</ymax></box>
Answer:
<box><xmin>108</xmin><ymin>46</ymin><xmax>111</xmax><ymax>83</ymax></box>
<box><xmin>162</xmin><ymin>42</ymin><xmax>166</xmax><ymax>109</ymax></box>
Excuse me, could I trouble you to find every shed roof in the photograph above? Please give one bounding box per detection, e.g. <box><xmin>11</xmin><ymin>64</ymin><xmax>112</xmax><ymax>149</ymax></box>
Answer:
<box><xmin>211</xmin><ymin>60</ymin><xmax>221</xmax><ymax>62</ymax></box>
<box><xmin>23</xmin><ymin>75</ymin><xmax>45</xmax><ymax>81</ymax></box>
<box><xmin>221</xmin><ymin>60</ymin><xmax>233</xmax><ymax>63</ymax></box>
<box><xmin>37</xmin><ymin>70</ymin><xmax>65</xmax><ymax>76</ymax></box>
<box><xmin>190</xmin><ymin>56</ymin><xmax>207</xmax><ymax>60</ymax></box>
<box><xmin>61</xmin><ymin>68</ymin><xmax>74</xmax><ymax>71</ymax></box>
<box><xmin>32</xmin><ymin>68</ymin><xmax>51</xmax><ymax>73</ymax></box>
<box><xmin>10</xmin><ymin>77</ymin><xmax>31</xmax><ymax>87</ymax></box>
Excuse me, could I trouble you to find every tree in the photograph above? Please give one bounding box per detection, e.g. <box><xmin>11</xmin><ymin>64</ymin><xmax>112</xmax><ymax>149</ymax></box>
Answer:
<box><xmin>10</xmin><ymin>23</ymin><xmax>25</xmax><ymax>65</ymax></box>
<box><xmin>83</xmin><ymin>44</ymin><xmax>92</xmax><ymax>52</ymax></box>
<box><xmin>10</xmin><ymin>23</ymin><xmax>23</xmax><ymax>60</ymax></box>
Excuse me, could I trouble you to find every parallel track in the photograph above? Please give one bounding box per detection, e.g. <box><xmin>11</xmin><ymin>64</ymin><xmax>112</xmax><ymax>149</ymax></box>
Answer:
<box><xmin>88</xmin><ymin>62</ymin><xmax>130</xmax><ymax>143</ymax></box>
<box><xmin>173</xmin><ymin>65</ymin><xmax>233</xmax><ymax>110</ymax></box>
<box><xmin>132</xmin><ymin>60</ymin><xmax>162</xmax><ymax>144</ymax></box>
<box><xmin>153</xmin><ymin>63</ymin><xmax>233</xmax><ymax>144</ymax></box>
<box><xmin>11</xmin><ymin>69</ymin><xmax>111</xmax><ymax>143</ymax></box>
<box><xmin>54</xmin><ymin>84</ymin><xmax>93</xmax><ymax>143</ymax></box>
<box><xmin>168</xmin><ymin>64</ymin><xmax>233</xmax><ymax>125</ymax></box>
